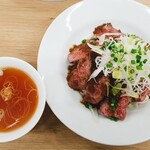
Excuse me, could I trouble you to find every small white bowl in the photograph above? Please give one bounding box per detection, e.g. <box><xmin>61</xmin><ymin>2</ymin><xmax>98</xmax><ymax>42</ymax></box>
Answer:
<box><xmin>0</xmin><ymin>57</ymin><xmax>46</xmax><ymax>142</ymax></box>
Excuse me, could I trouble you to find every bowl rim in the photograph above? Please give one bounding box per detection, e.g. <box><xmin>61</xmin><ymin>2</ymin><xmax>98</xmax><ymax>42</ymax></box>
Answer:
<box><xmin>0</xmin><ymin>57</ymin><xmax>46</xmax><ymax>142</ymax></box>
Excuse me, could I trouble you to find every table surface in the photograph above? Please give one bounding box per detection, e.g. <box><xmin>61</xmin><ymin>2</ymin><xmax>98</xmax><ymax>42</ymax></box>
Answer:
<box><xmin>0</xmin><ymin>0</ymin><xmax>150</xmax><ymax>149</ymax></box>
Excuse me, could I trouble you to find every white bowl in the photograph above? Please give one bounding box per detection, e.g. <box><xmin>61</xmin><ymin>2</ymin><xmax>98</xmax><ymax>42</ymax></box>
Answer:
<box><xmin>0</xmin><ymin>57</ymin><xmax>46</xmax><ymax>142</ymax></box>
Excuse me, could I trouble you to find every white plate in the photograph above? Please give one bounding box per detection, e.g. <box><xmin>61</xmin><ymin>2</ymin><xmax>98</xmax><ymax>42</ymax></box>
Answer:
<box><xmin>38</xmin><ymin>0</ymin><xmax>150</xmax><ymax>146</ymax></box>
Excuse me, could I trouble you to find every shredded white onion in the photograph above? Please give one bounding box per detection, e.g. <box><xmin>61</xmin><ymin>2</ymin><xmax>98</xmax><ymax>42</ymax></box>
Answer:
<box><xmin>88</xmin><ymin>32</ymin><xmax>150</xmax><ymax>98</ymax></box>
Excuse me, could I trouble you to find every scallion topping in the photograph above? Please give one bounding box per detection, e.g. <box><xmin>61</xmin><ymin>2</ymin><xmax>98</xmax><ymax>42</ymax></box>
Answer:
<box><xmin>85</xmin><ymin>103</ymin><xmax>92</xmax><ymax>110</ymax></box>
<box><xmin>109</xmin><ymin>98</ymin><xmax>117</xmax><ymax>110</ymax></box>
<box><xmin>82</xmin><ymin>39</ymin><xmax>86</xmax><ymax>44</ymax></box>
<box><xmin>131</xmin><ymin>49</ymin><xmax>137</xmax><ymax>54</ymax></box>
<box><xmin>131</xmin><ymin>60</ymin><xmax>136</xmax><ymax>64</ymax></box>
<box><xmin>106</xmin><ymin>62</ymin><xmax>113</xmax><ymax>68</ymax></box>
<box><xmin>113</xmin><ymin>57</ymin><xmax>118</xmax><ymax>62</ymax></box>
<box><xmin>107</xmin><ymin>116</ymin><xmax>118</xmax><ymax>122</ymax></box>
<box><xmin>136</xmin><ymin>55</ymin><xmax>141</xmax><ymax>63</ymax></box>
<box><xmin>143</xmin><ymin>59</ymin><xmax>148</xmax><ymax>64</ymax></box>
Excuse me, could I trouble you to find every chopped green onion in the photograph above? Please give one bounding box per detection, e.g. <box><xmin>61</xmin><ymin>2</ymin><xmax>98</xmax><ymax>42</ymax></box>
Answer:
<box><xmin>131</xmin><ymin>60</ymin><xmax>136</xmax><ymax>64</ymax></box>
<box><xmin>113</xmin><ymin>57</ymin><xmax>118</xmax><ymax>62</ymax></box>
<box><xmin>143</xmin><ymin>59</ymin><xmax>148</xmax><ymax>64</ymax></box>
<box><xmin>136</xmin><ymin>55</ymin><xmax>141</xmax><ymax>63</ymax></box>
<box><xmin>106</xmin><ymin>62</ymin><xmax>113</xmax><ymax>68</ymax></box>
<box><xmin>131</xmin><ymin>49</ymin><xmax>137</xmax><ymax>54</ymax></box>
<box><xmin>130</xmin><ymin>34</ymin><xmax>136</xmax><ymax>38</ymax></box>
<box><xmin>136</xmin><ymin>65</ymin><xmax>143</xmax><ymax>70</ymax></box>
<box><xmin>102</xmin><ymin>23</ymin><xmax>106</xmax><ymax>26</ymax></box>
<box><xmin>111</xmin><ymin>53</ymin><xmax>115</xmax><ymax>57</ymax></box>
<box><xmin>107</xmin><ymin>116</ymin><xmax>118</xmax><ymax>122</ymax></box>
<box><xmin>138</xmin><ymin>49</ymin><xmax>142</xmax><ymax>55</ymax></box>
<box><xmin>105</xmin><ymin>41</ymin><xmax>111</xmax><ymax>47</ymax></box>
<box><xmin>85</xmin><ymin>103</ymin><xmax>92</xmax><ymax>110</ymax></box>
<box><xmin>144</xmin><ymin>46</ymin><xmax>149</xmax><ymax>51</ymax></box>
<box><xmin>92</xmin><ymin>40</ymin><xmax>96</xmax><ymax>45</ymax></box>
<box><xmin>109</xmin><ymin>98</ymin><xmax>117</xmax><ymax>110</ymax></box>
<box><xmin>111</xmin><ymin>46</ymin><xmax>118</xmax><ymax>52</ymax></box>
<box><xmin>119</xmin><ymin>59</ymin><xmax>123</xmax><ymax>63</ymax></box>
<box><xmin>100</xmin><ymin>46</ymin><xmax>105</xmax><ymax>50</ymax></box>
<box><xmin>130</xmin><ymin>69</ymin><xmax>135</xmax><ymax>74</ymax></box>
<box><xmin>82</xmin><ymin>39</ymin><xmax>86</xmax><ymax>44</ymax></box>
<box><xmin>138</xmin><ymin>45</ymin><xmax>141</xmax><ymax>50</ymax></box>
<box><xmin>135</xmin><ymin>40</ymin><xmax>140</xmax><ymax>45</ymax></box>
<box><xmin>119</xmin><ymin>49</ymin><xmax>124</xmax><ymax>53</ymax></box>
<box><xmin>124</xmin><ymin>66</ymin><xmax>127</xmax><ymax>71</ymax></box>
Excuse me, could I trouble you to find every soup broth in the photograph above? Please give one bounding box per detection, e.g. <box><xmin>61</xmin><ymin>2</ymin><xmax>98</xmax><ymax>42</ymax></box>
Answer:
<box><xmin>0</xmin><ymin>67</ymin><xmax>38</xmax><ymax>132</ymax></box>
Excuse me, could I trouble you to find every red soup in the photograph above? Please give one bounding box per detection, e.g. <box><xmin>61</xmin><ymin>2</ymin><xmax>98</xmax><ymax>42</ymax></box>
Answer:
<box><xmin>0</xmin><ymin>67</ymin><xmax>38</xmax><ymax>132</ymax></box>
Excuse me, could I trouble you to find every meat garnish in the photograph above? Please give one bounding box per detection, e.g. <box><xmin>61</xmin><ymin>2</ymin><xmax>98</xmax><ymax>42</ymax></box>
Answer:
<box><xmin>99</xmin><ymin>101</ymin><xmax>112</xmax><ymax>117</ymax></box>
<box><xmin>67</xmin><ymin>43</ymin><xmax>92</xmax><ymax>91</ymax></box>
<box><xmin>99</xmin><ymin>96</ymin><xmax>130</xmax><ymax>120</ymax></box>
<box><xmin>93</xmin><ymin>23</ymin><xmax>122</xmax><ymax>38</ymax></box>
<box><xmin>67</xmin><ymin>56</ymin><xmax>91</xmax><ymax>91</ymax></box>
<box><xmin>84</xmin><ymin>76</ymin><xmax>109</xmax><ymax>104</ymax></box>
<box><xmin>117</xmin><ymin>96</ymin><xmax>131</xmax><ymax>108</ymax></box>
<box><xmin>68</xmin><ymin>43</ymin><xmax>91</xmax><ymax>63</ymax></box>
<box><xmin>67</xmin><ymin>23</ymin><xmax>150</xmax><ymax>121</ymax></box>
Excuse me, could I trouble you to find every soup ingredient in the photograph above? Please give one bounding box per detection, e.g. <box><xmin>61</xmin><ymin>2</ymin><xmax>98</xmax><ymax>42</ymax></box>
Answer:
<box><xmin>0</xmin><ymin>68</ymin><xmax>38</xmax><ymax>132</ymax></box>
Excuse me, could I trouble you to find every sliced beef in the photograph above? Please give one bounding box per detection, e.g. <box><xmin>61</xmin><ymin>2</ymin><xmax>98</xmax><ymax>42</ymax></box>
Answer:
<box><xmin>83</xmin><ymin>76</ymin><xmax>109</xmax><ymax>104</ymax></box>
<box><xmin>67</xmin><ymin>56</ymin><xmax>91</xmax><ymax>91</ymax></box>
<box><xmin>117</xmin><ymin>96</ymin><xmax>131</xmax><ymax>108</ymax></box>
<box><xmin>68</xmin><ymin>43</ymin><xmax>91</xmax><ymax>63</ymax></box>
<box><xmin>114</xmin><ymin>108</ymin><xmax>126</xmax><ymax>120</ymax></box>
<box><xmin>99</xmin><ymin>96</ymin><xmax>130</xmax><ymax>120</ymax></box>
<box><xmin>93</xmin><ymin>23</ymin><xmax>122</xmax><ymax>38</ymax></box>
<box><xmin>99</xmin><ymin>101</ymin><xmax>113</xmax><ymax>117</ymax></box>
<box><xmin>135</xmin><ymin>88</ymin><xmax>150</xmax><ymax>102</ymax></box>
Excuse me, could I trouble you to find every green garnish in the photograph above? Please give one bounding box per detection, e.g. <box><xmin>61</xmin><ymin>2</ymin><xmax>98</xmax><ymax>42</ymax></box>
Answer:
<box><xmin>106</xmin><ymin>62</ymin><xmax>113</xmax><ymax>68</ymax></box>
<box><xmin>135</xmin><ymin>40</ymin><xmax>140</xmax><ymax>45</ymax></box>
<box><xmin>130</xmin><ymin>69</ymin><xmax>135</xmax><ymax>74</ymax></box>
<box><xmin>85</xmin><ymin>103</ymin><xmax>92</xmax><ymax>110</ymax></box>
<box><xmin>92</xmin><ymin>40</ymin><xmax>96</xmax><ymax>45</ymax></box>
<box><xmin>143</xmin><ymin>59</ymin><xmax>148</xmax><ymax>64</ymax></box>
<box><xmin>131</xmin><ymin>49</ymin><xmax>137</xmax><ymax>54</ymax></box>
<box><xmin>119</xmin><ymin>49</ymin><xmax>124</xmax><ymax>53</ymax></box>
<box><xmin>138</xmin><ymin>49</ymin><xmax>142</xmax><ymax>55</ymax></box>
<box><xmin>136</xmin><ymin>55</ymin><xmax>141</xmax><ymax>63</ymax></box>
<box><xmin>136</xmin><ymin>65</ymin><xmax>143</xmax><ymax>70</ymax></box>
<box><xmin>130</xmin><ymin>34</ymin><xmax>136</xmax><ymax>38</ymax></box>
<box><xmin>111</xmin><ymin>53</ymin><xmax>115</xmax><ymax>57</ymax></box>
<box><xmin>107</xmin><ymin>116</ymin><xmax>118</xmax><ymax>122</ymax></box>
<box><xmin>109</xmin><ymin>98</ymin><xmax>117</xmax><ymax>110</ymax></box>
<box><xmin>119</xmin><ymin>59</ymin><xmax>123</xmax><ymax>63</ymax></box>
<box><xmin>124</xmin><ymin>66</ymin><xmax>127</xmax><ymax>71</ymax></box>
<box><xmin>82</xmin><ymin>39</ymin><xmax>86</xmax><ymax>44</ymax></box>
<box><xmin>113</xmin><ymin>57</ymin><xmax>118</xmax><ymax>62</ymax></box>
<box><xmin>111</xmin><ymin>46</ymin><xmax>118</xmax><ymax>52</ymax></box>
<box><xmin>131</xmin><ymin>60</ymin><xmax>136</xmax><ymax>64</ymax></box>
<box><xmin>102</xmin><ymin>23</ymin><xmax>106</xmax><ymax>26</ymax></box>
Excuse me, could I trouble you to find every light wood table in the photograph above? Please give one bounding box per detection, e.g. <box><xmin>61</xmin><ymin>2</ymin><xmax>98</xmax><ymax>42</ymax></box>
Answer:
<box><xmin>0</xmin><ymin>0</ymin><xmax>149</xmax><ymax>149</ymax></box>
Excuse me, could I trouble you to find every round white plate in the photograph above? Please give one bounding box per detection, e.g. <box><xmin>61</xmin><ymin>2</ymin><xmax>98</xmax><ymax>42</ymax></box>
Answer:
<box><xmin>38</xmin><ymin>0</ymin><xmax>150</xmax><ymax>146</ymax></box>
